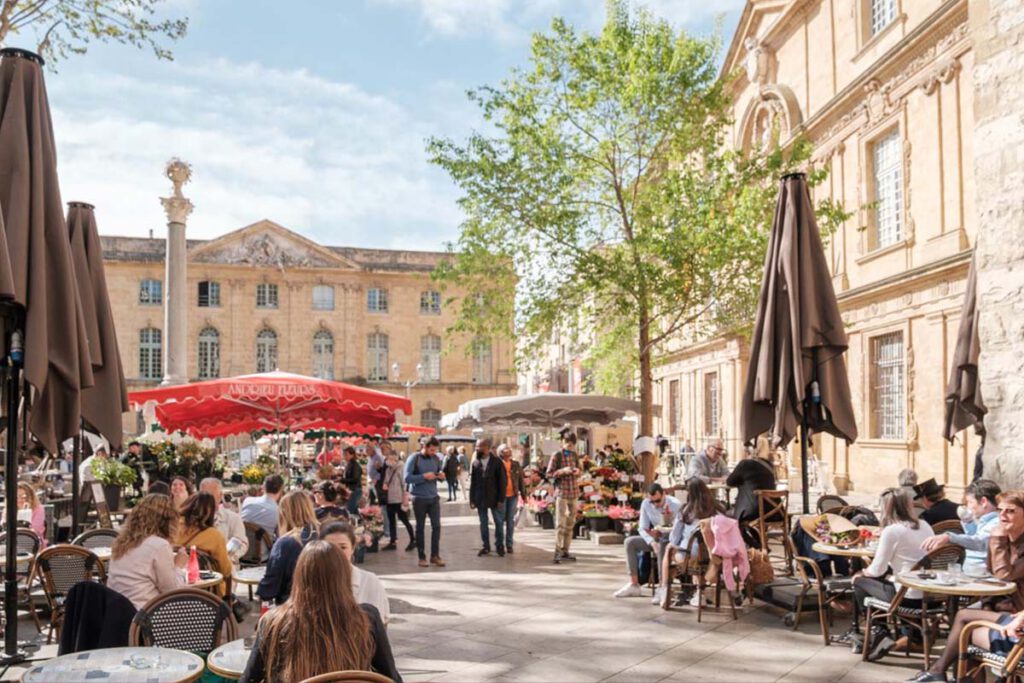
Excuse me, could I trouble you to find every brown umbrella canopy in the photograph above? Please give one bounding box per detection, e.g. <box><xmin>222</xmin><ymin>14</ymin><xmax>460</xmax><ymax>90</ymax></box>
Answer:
<box><xmin>741</xmin><ymin>173</ymin><xmax>857</xmax><ymax>448</ymax></box>
<box><xmin>0</xmin><ymin>48</ymin><xmax>94</xmax><ymax>453</ymax></box>
<box><xmin>68</xmin><ymin>202</ymin><xmax>129</xmax><ymax>449</ymax></box>
<box><xmin>944</xmin><ymin>252</ymin><xmax>986</xmax><ymax>442</ymax></box>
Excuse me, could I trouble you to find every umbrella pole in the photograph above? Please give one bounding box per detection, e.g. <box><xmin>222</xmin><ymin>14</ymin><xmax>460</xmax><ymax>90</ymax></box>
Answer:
<box><xmin>800</xmin><ymin>420</ymin><xmax>811</xmax><ymax>515</ymax></box>
<box><xmin>71</xmin><ymin>423</ymin><xmax>82</xmax><ymax>539</ymax></box>
<box><xmin>2</xmin><ymin>328</ymin><xmax>24</xmax><ymax>662</ymax></box>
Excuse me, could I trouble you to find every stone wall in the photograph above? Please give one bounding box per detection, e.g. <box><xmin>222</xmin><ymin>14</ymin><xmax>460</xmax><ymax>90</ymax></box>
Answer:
<box><xmin>972</xmin><ymin>0</ymin><xmax>1024</xmax><ymax>487</ymax></box>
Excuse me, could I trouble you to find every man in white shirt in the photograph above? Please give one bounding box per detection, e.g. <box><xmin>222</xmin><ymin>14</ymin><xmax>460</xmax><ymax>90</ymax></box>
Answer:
<box><xmin>200</xmin><ymin>477</ymin><xmax>249</xmax><ymax>563</ymax></box>
<box><xmin>921</xmin><ymin>479</ymin><xmax>1001</xmax><ymax>569</ymax></box>
<box><xmin>614</xmin><ymin>484</ymin><xmax>682</xmax><ymax>598</ymax></box>
<box><xmin>241</xmin><ymin>474</ymin><xmax>284</xmax><ymax>558</ymax></box>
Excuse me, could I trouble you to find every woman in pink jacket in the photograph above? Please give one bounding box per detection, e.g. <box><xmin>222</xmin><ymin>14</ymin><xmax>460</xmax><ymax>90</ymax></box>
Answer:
<box><xmin>16</xmin><ymin>483</ymin><xmax>46</xmax><ymax>546</ymax></box>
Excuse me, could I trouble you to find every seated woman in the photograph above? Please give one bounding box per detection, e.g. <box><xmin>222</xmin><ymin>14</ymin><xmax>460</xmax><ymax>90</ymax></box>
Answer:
<box><xmin>256</xmin><ymin>491</ymin><xmax>319</xmax><ymax>605</ymax></box>
<box><xmin>108</xmin><ymin>494</ymin><xmax>186</xmax><ymax>609</ymax></box>
<box><xmin>170</xmin><ymin>476</ymin><xmax>194</xmax><ymax>513</ymax></box>
<box><xmin>653</xmin><ymin>478</ymin><xmax>724</xmax><ymax>609</ymax></box>
<box><xmin>313</xmin><ymin>480</ymin><xmax>349</xmax><ymax>522</ymax></box>
<box><xmin>909</xmin><ymin>489</ymin><xmax>1024</xmax><ymax>682</ymax></box>
<box><xmin>320</xmin><ymin>521</ymin><xmax>390</xmax><ymax>625</ymax></box>
<box><xmin>853</xmin><ymin>488</ymin><xmax>933</xmax><ymax>663</ymax></box>
<box><xmin>240</xmin><ymin>540</ymin><xmax>401</xmax><ymax>683</ymax></box>
<box><xmin>175</xmin><ymin>492</ymin><xmax>234</xmax><ymax>598</ymax></box>
<box><xmin>726</xmin><ymin>442</ymin><xmax>777</xmax><ymax>548</ymax></box>
<box><xmin>16</xmin><ymin>482</ymin><xmax>46</xmax><ymax>544</ymax></box>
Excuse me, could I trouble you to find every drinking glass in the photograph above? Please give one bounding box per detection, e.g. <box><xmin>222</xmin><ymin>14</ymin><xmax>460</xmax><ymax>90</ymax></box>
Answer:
<box><xmin>949</xmin><ymin>562</ymin><xmax>962</xmax><ymax>581</ymax></box>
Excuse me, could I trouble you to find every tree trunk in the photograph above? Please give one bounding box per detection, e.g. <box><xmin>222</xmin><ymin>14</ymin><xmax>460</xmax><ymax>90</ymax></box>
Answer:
<box><xmin>638</xmin><ymin>310</ymin><xmax>656</xmax><ymax>485</ymax></box>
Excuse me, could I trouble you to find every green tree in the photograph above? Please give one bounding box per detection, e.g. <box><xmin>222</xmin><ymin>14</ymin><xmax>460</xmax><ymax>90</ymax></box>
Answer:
<box><xmin>430</xmin><ymin>0</ymin><xmax>840</xmax><ymax>435</ymax></box>
<box><xmin>0</xmin><ymin>0</ymin><xmax>187</xmax><ymax>65</ymax></box>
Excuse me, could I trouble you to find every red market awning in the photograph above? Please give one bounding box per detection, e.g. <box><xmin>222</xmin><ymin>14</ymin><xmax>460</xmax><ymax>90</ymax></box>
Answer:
<box><xmin>129</xmin><ymin>371</ymin><xmax>412</xmax><ymax>439</ymax></box>
<box><xmin>395</xmin><ymin>423</ymin><xmax>436</xmax><ymax>436</ymax></box>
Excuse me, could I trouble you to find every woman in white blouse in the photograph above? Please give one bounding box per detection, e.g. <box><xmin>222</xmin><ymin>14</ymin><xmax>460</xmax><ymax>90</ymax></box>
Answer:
<box><xmin>108</xmin><ymin>494</ymin><xmax>187</xmax><ymax>609</ymax></box>
<box><xmin>320</xmin><ymin>520</ymin><xmax>390</xmax><ymax>626</ymax></box>
<box><xmin>852</xmin><ymin>487</ymin><xmax>933</xmax><ymax>662</ymax></box>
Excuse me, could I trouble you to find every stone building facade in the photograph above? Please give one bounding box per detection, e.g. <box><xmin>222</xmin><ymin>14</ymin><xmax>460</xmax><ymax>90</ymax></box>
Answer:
<box><xmin>653</xmin><ymin>0</ymin><xmax>980</xmax><ymax>494</ymax></box>
<box><xmin>103</xmin><ymin>219</ymin><xmax>517</xmax><ymax>436</ymax></box>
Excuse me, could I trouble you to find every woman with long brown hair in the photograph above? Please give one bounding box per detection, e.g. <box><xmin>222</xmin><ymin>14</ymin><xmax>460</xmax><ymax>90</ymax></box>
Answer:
<box><xmin>240</xmin><ymin>540</ymin><xmax>401</xmax><ymax>682</ymax></box>
<box><xmin>256</xmin><ymin>490</ymin><xmax>319</xmax><ymax>604</ymax></box>
<box><xmin>108</xmin><ymin>494</ymin><xmax>186</xmax><ymax>609</ymax></box>
<box><xmin>169</xmin><ymin>476</ymin><xmax>194</xmax><ymax>512</ymax></box>
<box><xmin>174</xmin><ymin>492</ymin><xmax>233</xmax><ymax>597</ymax></box>
<box><xmin>653</xmin><ymin>479</ymin><xmax>725</xmax><ymax>608</ymax></box>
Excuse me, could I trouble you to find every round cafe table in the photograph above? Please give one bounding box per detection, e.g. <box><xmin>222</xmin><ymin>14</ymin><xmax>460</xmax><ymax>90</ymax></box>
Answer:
<box><xmin>811</xmin><ymin>542</ymin><xmax>876</xmax><ymax>559</ymax></box>
<box><xmin>91</xmin><ymin>546</ymin><xmax>112</xmax><ymax>562</ymax></box>
<box><xmin>187</xmin><ymin>570</ymin><xmax>224</xmax><ymax>591</ymax></box>
<box><xmin>707</xmin><ymin>483</ymin><xmax>732</xmax><ymax>507</ymax></box>
<box><xmin>896</xmin><ymin>571</ymin><xmax>1018</xmax><ymax>598</ymax></box>
<box><xmin>206</xmin><ymin>638</ymin><xmax>252</xmax><ymax>680</ymax></box>
<box><xmin>233</xmin><ymin>566</ymin><xmax>265</xmax><ymax>586</ymax></box>
<box><xmin>0</xmin><ymin>550</ymin><xmax>33</xmax><ymax>568</ymax></box>
<box><xmin>22</xmin><ymin>646</ymin><xmax>204</xmax><ymax>682</ymax></box>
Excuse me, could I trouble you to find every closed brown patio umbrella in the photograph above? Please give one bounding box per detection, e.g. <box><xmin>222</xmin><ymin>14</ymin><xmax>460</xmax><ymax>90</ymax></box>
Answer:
<box><xmin>943</xmin><ymin>252</ymin><xmax>986</xmax><ymax>442</ymax></box>
<box><xmin>741</xmin><ymin>173</ymin><xmax>857</xmax><ymax>513</ymax></box>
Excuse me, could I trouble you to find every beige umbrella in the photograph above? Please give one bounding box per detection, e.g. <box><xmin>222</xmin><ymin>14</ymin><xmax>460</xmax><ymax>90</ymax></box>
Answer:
<box><xmin>741</xmin><ymin>173</ymin><xmax>857</xmax><ymax>513</ymax></box>
<box><xmin>67</xmin><ymin>202</ymin><xmax>128</xmax><ymax>449</ymax></box>
<box><xmin>943</xmin><ymin>252</ymin><xmax>986</xmax><ymax>442</ymax></box>
<box><xmin>0</xmin><ymin>47</ymin><xmax>94</xmax><ymax>455</ymax></box>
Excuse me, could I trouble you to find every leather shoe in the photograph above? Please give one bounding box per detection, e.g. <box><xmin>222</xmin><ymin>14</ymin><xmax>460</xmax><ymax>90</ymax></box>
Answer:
<box><xmin>478</xmin><ymin>548</ymin><xmax>490</xmax><ymax>556</ymax></box>
<box><xmin>497</xmin><ymin>547</ymin><xmax>505</xmax><ymax>557</ymax></box>
<box><xmin>430</xmin><ymin>555</ymin><xmax>446</xmax><ymax>567</ymax></box>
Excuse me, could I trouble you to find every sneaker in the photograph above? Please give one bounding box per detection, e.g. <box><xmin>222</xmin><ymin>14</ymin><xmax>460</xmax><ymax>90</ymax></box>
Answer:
<box><xmin>382</xmin><ymin>542</ymin><xmax>397</xmax><ymax>551</ymax></box>
<box><xmin>430</xmin><ymin>555</ymin><xmax>446</xmax><ymax>567</ymax></box>
<box><xmin>652</xmin><ymin>587</ymin><xmax>666</xmax><ymax>606</ymax></box>
<box><xmin>496</xmin><ymin>547</ymin><xmax>505</xmax><ymax>557</ymax></box>
<box><xmin>688</xmin><ymin>591</ymin><xmax>703</xmax><ymax>607</ymax></box>
<box><xmin>559</xmin><ymin>553</ymin><xmax>577</xmax><ymax>562</ymax></box>
<box><xmin>552</xmin><ymin>553</ymin><xmax>562</xmax><ymax>564</ymax></box>
<box><xmin>907</xmin><ymin>672</ymin><xmax>947</xmax><ymax>682</ymax></box>
<box><xmin>866</xmin><ymin>636</ymin><xmax>895</xmax><ymax>662</ymax></box>
<box><xmin>405</xmin><ymin>540</ymin><xmax>417</xmax><ymax>552</ymax></box>
<box><xmin>614</xmin><ymin>583</ymin><xmax>643</xmax><ymax>598</ymax></box>
<box><xmin>477</xmin><ymin>548</ymin><xmax>490</xmax><ymax>557</ymax></box>
<box><xmin>418</xmin><ymin>558</ymin><xmax>429</xmax><ymax>568</ymax></box>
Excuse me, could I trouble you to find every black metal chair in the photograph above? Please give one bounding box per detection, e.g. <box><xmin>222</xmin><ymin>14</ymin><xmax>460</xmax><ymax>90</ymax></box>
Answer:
<box><xmin>816</xmin><ymin>495</ymin><xmax>849</xmax><ymax>514</ymax></box>
<box><xmin>71</xmin><ymin>527</ymin><xmax>119</xmax><ymax>550</ymax></box>
<box><xmin>34</xmin><ymin>544</ymin><xmax>106</xmax><ymax>643</ymax></box>
<box><xmin>0</xmin><ymin>529</ymin><xmax>43</xmax><ymax>634</ymax></box>
<box><xmin>129</xmin><ymin>587</ymin><xmax>236</xmax><ymax>653</ymax></box>
<box><xmin>240</xmin><ymin>522</ymin><xmax>273</xmax><ymax>567</ymax></box>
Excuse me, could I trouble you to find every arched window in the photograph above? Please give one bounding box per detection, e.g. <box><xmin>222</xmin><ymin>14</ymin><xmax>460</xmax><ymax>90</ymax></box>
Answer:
<box><xmin>312</xmin><ymin>330</ymin><xmax>334</xmax><ymax>380</ymax></box>
<box><xmin>420</xmin><ymin>334</ymin><xmax>441</xmax><ymax>382</ymax></box>
<box><xmin>139</xmin><ymin>327</ymin><xmax>162</xmax><ymax>380</ymax></box>
<box><xmin>471</xmin><ymin>337</ymin><xmax>492</xmax><ymax>384</ymax></box>
<box><xmin>197</xmin><ymin>327</ymin><xmax>220</xmax><ymax>380</ymax></box>
<box><xmin>256</xmin><ymin>328</ymin><xmax>278</xmax><ymax>373</ymax></box>
<box><xmin>366</xmin><ymin>332</ymin><xmax>388</xmax><ymax>383</ymax></box>
<box><xmin>420</xmin><ymin>408</ymin><xmax>441</xmax><ymax>431</ymax></box>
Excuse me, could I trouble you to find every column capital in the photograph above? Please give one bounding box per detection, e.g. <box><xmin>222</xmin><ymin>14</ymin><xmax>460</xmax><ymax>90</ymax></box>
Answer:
<box><xmin>160</xmin><ymin>195</ymin><xmax>194</xmax><ymax>225</ymax></box>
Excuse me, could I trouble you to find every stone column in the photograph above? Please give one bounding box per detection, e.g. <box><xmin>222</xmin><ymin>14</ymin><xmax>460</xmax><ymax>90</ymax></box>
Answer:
<box><xmin>159</xmin><ymin>159</ymin><xmax>194</xmax><ymax>386</ymax></box>
<box><xmin>972</xmin><ymin>0</ymin><xmax>1024</xmax><ymax>486</ymax></box>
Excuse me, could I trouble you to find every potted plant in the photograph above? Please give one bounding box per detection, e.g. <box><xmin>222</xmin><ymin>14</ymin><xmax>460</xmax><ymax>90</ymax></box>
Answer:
<box><xmin>583</xmin><ymin>509</ymin><xmax>611</xmax><ymax>533</ymax></box>
<box><xmin>92</xmin><ymin>458</ymin><xmax>137</xmax><ymax>511</ymax></box>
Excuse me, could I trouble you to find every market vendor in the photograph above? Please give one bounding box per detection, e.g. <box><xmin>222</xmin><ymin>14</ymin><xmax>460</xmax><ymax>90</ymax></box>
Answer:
<box><xmin>613</xmin><ymin>483</ymin><xmax>681</xmax><ymax>599</ymax></box>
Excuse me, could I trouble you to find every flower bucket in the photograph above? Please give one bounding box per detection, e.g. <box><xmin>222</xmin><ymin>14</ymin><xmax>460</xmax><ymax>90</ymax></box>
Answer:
<box><xmin>536</xmin><ymin>510</ymin><xmax>555</xmax><ymax>529</ymax></box>
<box><xmin>586</xmin><ymin>516</ymin><xmax>611</xmax><ymax>532</ymax></box>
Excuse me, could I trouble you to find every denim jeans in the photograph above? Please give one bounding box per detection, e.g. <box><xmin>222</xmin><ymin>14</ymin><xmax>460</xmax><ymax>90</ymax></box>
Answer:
<box><xmin>347</xmin><ymin>486</ymin><xmax>362</xmax><ymax>515</ymax></box>
<box><xmin>502</xmin><ymin>496</ymin><xmax>518</xmax><ymax>549</ymax></box>
<box><xmin>477</xmin><ymin>504</ymin><xmax>505</xmax><ymax>551</ymax></box>
<box><xmin>413</xmin><ymin>496</ymin><xmax>442</xmax><ymax>559</ymax></box>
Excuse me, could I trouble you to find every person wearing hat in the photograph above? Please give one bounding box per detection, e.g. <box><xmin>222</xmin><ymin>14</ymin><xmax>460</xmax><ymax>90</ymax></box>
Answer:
<box><xmin>913</xmin><ymin>478</ymin><xmax>959</xmax><ymax>527</ymax></box>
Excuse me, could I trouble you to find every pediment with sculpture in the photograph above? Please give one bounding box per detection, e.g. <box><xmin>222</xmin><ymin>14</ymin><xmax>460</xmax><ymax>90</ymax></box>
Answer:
<box><xmin>189</xmin><ymin>220</ymin><xmax>358</xmax><ymax>270</ymax></box>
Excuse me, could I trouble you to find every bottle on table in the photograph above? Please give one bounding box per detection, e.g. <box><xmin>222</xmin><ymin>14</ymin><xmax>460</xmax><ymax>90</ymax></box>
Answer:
<box><xmin>187</xmin><ymin>545</ymin><xmax>200</xmax><ymax>584</ymax></box>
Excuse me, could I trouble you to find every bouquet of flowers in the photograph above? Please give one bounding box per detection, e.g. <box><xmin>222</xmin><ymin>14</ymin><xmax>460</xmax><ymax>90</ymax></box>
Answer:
<box><xmin>592</xmin><ymin>466</ymin><xmax>618</xmax><ymax>480</ymax></box>
<box><xmin>356</xmin><ymin>505</ymin><xmax>384</xmax><ymax>545</ymax></box>
<box><xmin>607</xmin><ymin>504</ymin><xmax>639</xmax><ymax>521</ymax></box>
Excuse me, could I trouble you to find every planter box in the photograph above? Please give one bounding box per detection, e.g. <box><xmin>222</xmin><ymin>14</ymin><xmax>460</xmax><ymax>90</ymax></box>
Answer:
<box><xmin>536</xmin><ymin>510</ymin><xmax>555</xmax><ymax>530</ymax></box>
<box><xmin>586</xmin><ymin>516</ymin><xmax>611</xmax><ymax>532</ymax></box>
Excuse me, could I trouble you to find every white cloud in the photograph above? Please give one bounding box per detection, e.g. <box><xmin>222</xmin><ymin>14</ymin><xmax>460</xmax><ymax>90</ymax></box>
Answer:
<box><xmin>48</xmin><ymin>57</ymin><xmax>464</xmax><ymax>249</ymax></box>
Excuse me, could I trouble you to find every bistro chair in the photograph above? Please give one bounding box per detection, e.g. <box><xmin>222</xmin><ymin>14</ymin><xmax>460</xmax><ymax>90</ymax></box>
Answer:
<box><xmin>930</xmin><ymin>519</ymin><xmax>965</xmax><ymax>535</ymax></box>
<box><xmin>861</xmin><ymin>544</ymin><xmax>966</xmax><ymax>667</ymax></box>
<box><xmin>0</xmin><ymin>529</ymin><xmax>43</xmax><ymax>634</ymax></box>
<box><xmin>787</xmin><ymin>536</ymin><xmax>853</xmax><ymax>645</ymax></box>
<box><xmin>745</xmin><ymin>490</ymin><xmax>792</xmax><ymax>575</ymax></box>
<box><xmin>129</xmin><ymin>587</ymin><xmax>235</xmax><ymax>654</ymax></box>
<box><xmin>301</xmin><ymin>671</ymin><xmax>394</xmax><ymax>683</ymax></box>
<box><xmin>956</xmin><ymin>619</ymin><xmax>1024</xmax><ymax>682</ymax></box>
<box><xmin>34</xmin><ymin>544</ymin><xmax>106</xmax><ymax>643</ymax></box>
<box><xmin>665</xmin><ymin>526</ymin><xmax>739</xmax><ymax>622</ymax></box>
<box><xmin>71</xmin><ymin>527</ymin><xmax>119</xmax><ymax>550</ymax></box>
<box><xmin>816</xmin><ymin>495</ymin><xmax>849</xmax><ymax>514</ymax></box>
<box><xmin>240</xmin><ymin>522</ymin><xmax>273</xmax><ymax>567</ymax></box>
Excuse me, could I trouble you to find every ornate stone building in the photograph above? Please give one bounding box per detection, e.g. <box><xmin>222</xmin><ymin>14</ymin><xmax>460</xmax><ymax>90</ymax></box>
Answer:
<box><xmin>103</xmin><ymin>219</ymin><xmax>517</xmax><ymax>435</ymax></box>
<box><xmin>653</xmin><ymin>0</ymin><xmax>979</xmax><ymax>493</ymax></box>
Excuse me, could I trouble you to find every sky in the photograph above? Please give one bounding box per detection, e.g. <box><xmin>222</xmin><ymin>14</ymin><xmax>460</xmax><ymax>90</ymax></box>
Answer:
<box><xmin>31</xmin><ymin>0</ymin><xmax>745</xmax><ymax>250</ymax></box>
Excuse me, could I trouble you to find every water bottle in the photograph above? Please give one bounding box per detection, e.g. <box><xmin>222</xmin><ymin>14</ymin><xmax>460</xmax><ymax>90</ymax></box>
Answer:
<box><xmin>260</xmin><ymin>600</ymin><xmax>271</xmax><ymax>617</ymax></box>
<box><xmin>187</xmin><ymin>545</ymin><xmax>199</xmax><ymax>584</ymax></box>
<box><xmin>9</xmin><ymin>330</ymin><xmax>23</xmax><ymax>366</ymax></box>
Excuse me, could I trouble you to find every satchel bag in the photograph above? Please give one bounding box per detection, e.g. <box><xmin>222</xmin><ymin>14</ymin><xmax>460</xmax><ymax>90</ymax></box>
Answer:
<box><xmin>747</xmin><ymin>548</ymin><xmax>775</xmax><ymax>585</ymax></box>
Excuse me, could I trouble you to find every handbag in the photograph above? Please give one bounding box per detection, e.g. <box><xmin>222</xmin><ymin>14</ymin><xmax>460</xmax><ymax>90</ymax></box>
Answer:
<box><xmin>747</xmin><ymin>548</ymin><xmax>775</xmax><ymax>585</ymax></box>
<box><xmin>401</xmin><ymin>491</ymin><xmax>412</xmax><ymax>512</ymax></box>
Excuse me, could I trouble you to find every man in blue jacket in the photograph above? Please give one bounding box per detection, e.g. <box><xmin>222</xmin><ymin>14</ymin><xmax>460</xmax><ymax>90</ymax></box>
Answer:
<box><xmin>405</xmin><ymin>436</ymin><xmax>447</xmax><ymax>568</ymax></box>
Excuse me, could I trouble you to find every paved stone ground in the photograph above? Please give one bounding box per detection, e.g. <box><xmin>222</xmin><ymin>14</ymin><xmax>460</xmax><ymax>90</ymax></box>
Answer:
<box><xmin>3</xmin><ymin>498</ymin><xmax>927</xmax><ymax>682</ymax></box>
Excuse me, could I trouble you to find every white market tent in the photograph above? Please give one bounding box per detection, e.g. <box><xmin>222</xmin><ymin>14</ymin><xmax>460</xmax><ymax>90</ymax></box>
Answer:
<box><xmin>440</xmin><ymin>393</ymin><xmax>655</xmax><ymax>432</ymax></box>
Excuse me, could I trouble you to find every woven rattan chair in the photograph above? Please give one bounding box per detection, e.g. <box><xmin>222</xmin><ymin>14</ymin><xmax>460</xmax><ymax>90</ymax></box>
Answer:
<box><xmin>861</xmin><ymin>544</ymin><xmax>966</xmax><ymax>667</ymax></box>
<box><xmin>663</xmin><ymin>525</ymin><xmax>738</xmax><ymax>621</ymax></box>
<box><xmin>956</xmin><ymin>619</ymin><xmax>1024</xmax><ymax>682</ymax></box>
<box><xmin>816</xmin><ymin>495</ymin><xmax>849</xmax><ymax>514</ymax></box>
<box><xmin>240</xmin><ymin>522</ymin><xmax>273</xmax><ymax>567</ymax></box>
<box><xmin>930</xmin><ymin>519</ymin><xmax>965</xmax><ymax>535</ymax></box>
<box><xmin>129</xmin><ymin>587</ymin><xmax>236</xmax><ymax>653</ymax></box>
<box><xmin>745</xmin><ymin>490</ymin><xmax>792</xmax><ymax>574</ymax></box>
<box><xmin>788</xmin><ymin>535</ymin><xmax>853</xmax><ymax>645</ymax></box>
<box><xmin>34</xmin><ymin>544</ymin><xmax>106</xmax><ymax>643</ymax></box>
<box><xmin>301</xmin><ymin>670</ymin><xmax>395</xmax><ymax>683</ymax></box>
<box><xmin>0</xmin><ymin>529</ymin><xmax>43</xmax><ymax>633</ymax></box>
<box><xmin>71</xmin><ymin>527</ymin><xmax>119</xmax><ymax>550</ymax></box>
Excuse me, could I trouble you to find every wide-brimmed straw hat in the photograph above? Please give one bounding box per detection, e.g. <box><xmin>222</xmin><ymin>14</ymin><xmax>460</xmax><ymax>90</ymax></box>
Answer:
<box><xmin>799</xmin><ymin>513</ymin><xmax>860</xmax><ymax>546</ymax></box>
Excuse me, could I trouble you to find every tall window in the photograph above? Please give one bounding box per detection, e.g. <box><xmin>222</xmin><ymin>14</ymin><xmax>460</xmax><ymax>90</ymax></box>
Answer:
<box><xmin>471</xmin><ymin>338</ymin><xmax>492</xmax><ymax>384</ymax></box>
<box><xmin>420</xmin><ymin>408</ymin><xmax>441</xmax><ymax>431</ymax></box>
<box><xmin>197</xmin><ymin>280</ymin><xmax>220</xmax><ymax>307</ymax></box>
<box><xmin>420</xmin><ymin>334</ymin><xmax>441</xmax><ymax>382</ymax></box>
<box><xmin>197</xmin><ymin>327</ymin><xmax>220</xmax><ymax>379</ymax></box>
<box><xmin>256</xmin><ymin>283</ymin><xmax>278</xmax><ymax>309</ymax></box>
<box><xmin>420</xmin><ymin>290</ymin><xmax>441</xmax><ymax>315</ymax></box>
<box><xmin>367</xmin><ymin>288</ymin><xmax>388</xmax><ymax>313</ymax></box>
<box><xmin>367</xmin><ymin>333</ymin><xmax>389</xmax><ymax>383</ymax></box>
<box><xmin>873</xmin><ymin>130</ymin><xmax>903</xmax><ymax>249</ymax></box>
<box><xmin>139</xmin><ymin>278</ymin><xmax>162</xmax><ymax>305</ymax></box>
<box><xmin>312</xmin><ymin>330</ymin><xmax>334</xmax><ymax>380</ymax></box>
<box><xmin>869</xmin><ymin>0</ymin><xmax>897</xmax><ymax>37</ymax></box>
<box><xmin>669</xmin><ymin>379</ymin><xmax>680</xmax><ymax>435</ymax></box>
<box><xmin>312</xmin><ymin>285</ymin><xmax>335</xmax><ymax>311</ymax></box>
<box><xmin>256</xmin><ymin>328</ymin><xmax>278</xmax><ymax>373</ymax></box>
<box><xmin>139</xmin><ymin>327</ymin><xmax>162</xmax><ymax>380</ymax></box>
<box><xmin>703</xmin><ymin>372</ymin><xmax>720</xmax><ymax>437</ymax></box>
<box><xmin>870</xmin><ymin>331</ymin><xmax>905</xmax><ymax>440</ymax></box>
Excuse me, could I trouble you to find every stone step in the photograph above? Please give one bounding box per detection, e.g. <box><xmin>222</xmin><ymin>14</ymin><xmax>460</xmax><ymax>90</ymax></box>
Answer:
<box><xmin>590</xmin><ymin>531</ymin><xmax>625</xmax><ymax>545</ymax></box>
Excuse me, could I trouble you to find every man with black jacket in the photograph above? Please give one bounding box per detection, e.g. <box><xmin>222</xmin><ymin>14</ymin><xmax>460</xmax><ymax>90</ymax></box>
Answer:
<box><xmin>469</xmin><ymin>438</ymin><xmax>508</xmax><ymax>556</ymax></box>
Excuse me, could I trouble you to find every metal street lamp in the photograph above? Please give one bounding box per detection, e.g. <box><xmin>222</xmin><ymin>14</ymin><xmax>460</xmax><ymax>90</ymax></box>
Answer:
<box><xmin>392</xmin><ymin>361</ymin><xmax>423</xmax><ymax>398</ymax></box>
